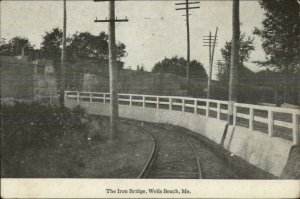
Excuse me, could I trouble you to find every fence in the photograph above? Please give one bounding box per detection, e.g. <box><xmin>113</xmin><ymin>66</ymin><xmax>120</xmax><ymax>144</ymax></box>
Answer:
<box><xmin>65</xmin><ymin>91</ymin><xmax>300</xmax><ymax>145</ymax></box>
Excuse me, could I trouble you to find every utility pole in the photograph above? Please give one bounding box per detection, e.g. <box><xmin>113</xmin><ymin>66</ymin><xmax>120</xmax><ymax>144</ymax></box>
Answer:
<box><xmin>228</xmin><ymin>0</ymin><xmax>240</xmax><ymax>125</ymax></box>
<box><xmin>94</xmin><ymin>0</ymin><xmax>128</xmax><ymax>140</ymax></box>
<box><xmin>214</xmin><ymin>59</ymin><xmax>224</xmax><ymax>80</ymax></box>
<box><xmin>60</xmin><ymin>0</ymin><xmax>67</xmax><ymax>107</ymax></box>
<box><xmin>203</xmin><ymin>27</ymin><xmax>218</xmax><ymax>99</ymax></box>
<box><xmin>175</xmin><ymin>0</ymin><xmax>200</xmax><ymax>90</ymax></box>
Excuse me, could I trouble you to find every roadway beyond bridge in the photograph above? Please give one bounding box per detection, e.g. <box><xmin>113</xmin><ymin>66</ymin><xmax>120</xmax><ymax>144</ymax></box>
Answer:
<box><xmin>64</xmin><ymin>91</ymin><xmax>300</xmax><ymax>179</ymax></box>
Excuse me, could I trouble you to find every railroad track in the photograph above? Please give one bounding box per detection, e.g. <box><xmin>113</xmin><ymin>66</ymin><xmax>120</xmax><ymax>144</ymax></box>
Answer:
<box><xmin>136</xmin><ymin>121</ymin><xmax>203</xmax><ymax>179</ymax></box>
<box><xmin>119</xmin><ymin>119</ymin><xmax>157</xmax><ymax>178</ymax></box>
<box><xmin>117</xmin><ymin>119</ymin><xmax>237</xmax><ymax>179</ymax></box>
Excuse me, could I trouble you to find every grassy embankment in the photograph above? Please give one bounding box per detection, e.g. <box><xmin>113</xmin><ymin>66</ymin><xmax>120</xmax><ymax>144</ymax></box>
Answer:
<box><xmin>1</xmin><ymin>102</ymin><xmax>152</xmax><ymax>178</ymax></box>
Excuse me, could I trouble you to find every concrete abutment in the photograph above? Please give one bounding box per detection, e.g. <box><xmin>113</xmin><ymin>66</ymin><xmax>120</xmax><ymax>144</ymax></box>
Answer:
<box><xmin>65</xmin><ymin>100</ymin><xmax>295</xmax><ymax>178</ymax></box>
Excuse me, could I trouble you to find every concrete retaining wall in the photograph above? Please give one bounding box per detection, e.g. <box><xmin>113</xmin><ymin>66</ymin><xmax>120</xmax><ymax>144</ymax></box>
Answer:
<box><xmin>65</xmin><ymin>100</ymin><xmax>293</xmax><ymax>177</ymax></box>
<box><xmin>223</xmin><ymin>125</ymin><xmax>292</xmax><ymax>177</ymax></box>
<box><xmin>65</xmin><ymin>100</ymin><xmax>226</xmax><ymax>145</ymax></box>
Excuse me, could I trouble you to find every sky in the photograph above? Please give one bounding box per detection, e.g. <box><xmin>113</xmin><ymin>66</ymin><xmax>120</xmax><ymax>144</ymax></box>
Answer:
<box><xmin>1</xmin><ymin>0</ymin><xmax>267</xmax><ymax>79</ymax></box>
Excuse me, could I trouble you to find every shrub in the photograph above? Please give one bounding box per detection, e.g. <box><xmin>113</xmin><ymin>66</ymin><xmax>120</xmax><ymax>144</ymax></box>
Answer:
<box><xmin>1</xmin><ymin>102</ymin><xmax>86</xmax><ymax>158</ymax></box>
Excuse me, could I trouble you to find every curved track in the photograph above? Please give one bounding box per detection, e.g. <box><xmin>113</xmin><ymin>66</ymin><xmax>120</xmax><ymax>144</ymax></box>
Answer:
<box><xmin>120</xmin><ymin>119</ymin><xmax>158</xmax><ymax>178</ymax></box>
<box><xmin>121</xmin><ymin>119</ymin><xmax>237</xmax><ymax>179</ymax></box>
<box><xmin>137</xmin><ymin>122</ymin><xmax>203</xmax><ymax>179</ymax></box>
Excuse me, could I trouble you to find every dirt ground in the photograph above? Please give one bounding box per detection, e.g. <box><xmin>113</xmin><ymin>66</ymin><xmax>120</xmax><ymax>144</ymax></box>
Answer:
<box><xmin>1</xmin><ymin>104</ymin><xmax>153</xmax><ymax>178</ymax></box>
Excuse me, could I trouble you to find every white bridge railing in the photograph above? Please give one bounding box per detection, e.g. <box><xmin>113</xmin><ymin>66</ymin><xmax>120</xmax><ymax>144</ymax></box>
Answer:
<box><xmin>65</xmin><ymin>91</ymin><xmax>300</xmax><ymax>145</ymax></box>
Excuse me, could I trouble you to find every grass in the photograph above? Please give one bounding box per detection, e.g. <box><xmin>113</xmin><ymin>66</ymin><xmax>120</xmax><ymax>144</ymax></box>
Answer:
<box><xmin>1</xmin><ymin>102</ymin><xmax>153</xmax><ymax>178</ymax></box>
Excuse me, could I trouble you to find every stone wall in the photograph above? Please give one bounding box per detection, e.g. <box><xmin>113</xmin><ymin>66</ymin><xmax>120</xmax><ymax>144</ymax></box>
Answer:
<box><xmin>82</xmin><ymin>72</ymin><xmax>189</xmax><ymax>96</ymax></box>
<box><xmin>1</xmin><ymin>56</ymin><xmax>58</xmax><ymax>103</ymax></box>
<box><xmin>1</xmin><ymin>56</ymin><xmax>34</xmax><ymax>100</ymax></box>
<box><xmin>32</xmin><ymin>59</ymin><xmax>58</xmax><ymax>103</ymax></box>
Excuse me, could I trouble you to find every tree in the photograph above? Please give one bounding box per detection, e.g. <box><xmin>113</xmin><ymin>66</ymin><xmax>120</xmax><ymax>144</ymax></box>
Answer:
<box><xmin>0</xmin><ymin>37</ymin><xmax>33</xmax><ymax>56</ymax></box>
<box><xmin>217</xmin><ymin>33</ymin><xmax>255</xmax><ymax>82</ymax></box>
<box><xmin>140</xmin><ymin>65</ymin><xmax>145</xmax><ymax>72</ymax></box>
<box><xmin>152</xmin><ymin>56</ymin><xmax>207</xmax><ymax>80</ymax></box>
<box><xmin>40</xmin><ymin>29</ymin><xmax>127</xmax><ymax>61</ymax></box>
<box><xmin>67</xmin><ymin>31</ymin><xmax>126</xmax><ymax>60</ymax></box>
<box><xmin>41</xmin><ymin>28</ymin><xmax>63</xmax><ymax>60</ymax></box>
<box><xmin>136</xmin><ymin>64</ymin><xmax>145</xmax><ymax>72</ymax></box>
<box><xmin>253</xmin><ymin>0</ymin><xmax>300</xmax><ymax>104</ymax></box>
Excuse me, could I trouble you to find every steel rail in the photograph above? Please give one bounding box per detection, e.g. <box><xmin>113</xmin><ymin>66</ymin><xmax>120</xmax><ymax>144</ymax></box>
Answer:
<box><xmin>152</xmin><ymin>124</ymin><xmax>203</xmax><ymax>179</ymax></box>
<box><xmin>120</xmin><ymin>120</ymin><xmax>157</xmax><ymax>179</ymax></box>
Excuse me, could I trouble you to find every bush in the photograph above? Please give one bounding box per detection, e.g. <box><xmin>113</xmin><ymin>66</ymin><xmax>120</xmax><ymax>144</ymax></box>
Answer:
<box><xmin>1</xmin><ymin>102</ymin><xmax>86</xmax><ymax>158</ymax></box>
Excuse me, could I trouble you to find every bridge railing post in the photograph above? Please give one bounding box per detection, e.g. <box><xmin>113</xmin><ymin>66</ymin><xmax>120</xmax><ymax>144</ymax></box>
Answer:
<box><xmin>217</xmin><ymin>102</ymin><xmax>221</xmax><ymax>120</ymax></box>
<box><xmin>182</xmin><ymin>99</ymin><xmax>185</xmax><ymax>112</ymax></box>
<box><xmin>142</xmin><ymin>95</ymin><xmax>145</xmax><ymax>108</ymax></box>
<box><xmin>90</xmin><ymin>93</ymin><xmax>92</xmax><ymax>103</ymax></box>
<box><xmin>77</xmin><ymin>91</ymin><xmax>80</xmax><ymax>101</ymax></box>
<box><xmin>249</xmin><ymin>107</ymin><xmax>254</xmax><ymax>131</ymax></box>
<box><xmin>104</xmin><ymin>94</ymin><xmax>106</xmax><ymax>104</ymax></box>
<box><xmin>233</xmin><ymin>104</ymin><xmax>237</xmax><ymax>126</ymax></box>
<box><xmin>194</xmin><ymin>100</ymin><xmax>197</xmax><ymax>114</ymax></box>
<box><xmin>169</xmin><ymin>97</ymin><xmax>172</xmax><ymax>110</ymax></box>
<box><xmin>268</xmin><ymin>110</ymin><xmax>274</xmax><ymax>137</ymax></box>
<box><xmin>292</xmin><ymin>112</ymin><xmax>299</xmax><ymax>145</ymax></box>
<box><xmin>129</xmin><ymin>95</ymin><xmax>132</xmax><ymax>106</ymax></box>
<box><xmin>206</xmin><ymin>100</ymin><xmax>209</xmax><ymax>117</ymax></box>
<box><xmin>156</xmin><ymin>97</ymin><xmax>159</xmax><ymax>109</ymax></box>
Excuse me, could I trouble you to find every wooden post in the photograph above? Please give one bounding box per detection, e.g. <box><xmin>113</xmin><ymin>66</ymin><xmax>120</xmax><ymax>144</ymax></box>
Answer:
<box><xmin>108</xmin><ymin>0</ymin><xmax>119</xmax><ymax>140</ymax></box>
<box><xmin>207</xmin><ymin>32</ymin><xmax>212</xmax><ymax>100</ymax></box>
<box><xmin>169</xmin><ymin>97</ymin><xmax>172</xmax><ymax>110</ymax></box>
<box><xmin>233</xmin><ymin>105</ymin><xmax>237</xmax><ymax>126</ymax></box>
<box><xmin>206</xmin><ymin>101</ymin><xmax>209</xmax><ymax>117</ymax></box>
<box><xmin>129</xmin><ymin>95</ymin><xmax>132</xmax><ymax>106</ymax></box>
<box><xmin>185</xmin><ymin>0</ymin><xmax>190</xmax><ymax>89</ymax></box>
<box><xmin>217</xmin><ymin>103</ymin><xmax>221</xmax><ymax>120</ymax></box>
<box><xmin>228</xmin><ymin>0</ymin><xmax>240</xmax><ymax>125</ymax></box>
<box><xmin>268</xmin><ymin>110</ymin><xmax>274</xmax><ymax>137</ymax></box>
<box><xmin>90</xmin><ymin>93</ymin><xmax>92</xmax><ymax>103</ymax></box>
<box><xmin>249</xmin><ymin>107</ymin><xmax>254</xmax><ymax>131</ymax></box>
<box><xmin>205</xmin><ymin>27</ymin><xmax>218</xmax><ymax>100</ymax></box>
<box><xmin>60</xmin><ymin>0</ymin><xmax>67</xmax><ymax>107</ymax></box>
<box><xmin>292</xmin><ymin>112</ymin><xmax>299</xmax><ymax>145</ymax></box>
<box><xmin>142</xmin><ymin>95</ymin><xmax>145</xmax><ymax>108</ymax></box>
<box><xmin>182</xmin><ymin>99</ymin><xmax>185</xmax><ymax>112</ymax></box>
<box><xmin>175</xmin><ymin>1</ymin><xmax>200</xmax><ymax>89</ymax></box>
<box><xmin>156</xmin><ymin>97</ymin><xmax>159</xmax><ymax>109</ymax></box>
<box><xmin>77</xmin><ymin>92</ymin><xmax>80</xmax><ymax>101</ymax></box>
<box><xmin>194</xmin><ymin>100</ymin><xmax>197</xmax><ymax>114</ymax></box>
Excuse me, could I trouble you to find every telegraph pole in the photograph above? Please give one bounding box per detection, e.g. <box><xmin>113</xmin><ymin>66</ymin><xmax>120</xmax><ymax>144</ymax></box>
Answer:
<box><xmin>94</xmin><ymin>0</ymin><xmax>128</xmax><ymax>140</ymax></box>
<box><xmin>214</xmin><ymin>59</ymin><xmax>224</xmax><ymax>80</ymax></box>
<box><xmin>203</xmin><ymin>27</ymin><xmax>218</xmax><ymax>99</ymax></box>
<box><xmin>60</xmin><ymin>0</ymin><xmax>67</xmax><ymax>107</ymax></box>
<box><xmin>228</xmin><ymin>0</ymin><xmax>240</xmax><ymax>125</ymax></box>
<box><xmin>175</xmin><ymin>1</ymin><xmax>200</xmax><ymax>90</ymax></box>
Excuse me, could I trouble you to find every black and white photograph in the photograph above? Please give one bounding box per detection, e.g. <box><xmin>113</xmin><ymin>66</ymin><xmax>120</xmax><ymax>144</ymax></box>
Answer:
<box><xmin>1</xmin><ymin>0</ymin><xmax>300</xmax><ymax>198</ymax></box>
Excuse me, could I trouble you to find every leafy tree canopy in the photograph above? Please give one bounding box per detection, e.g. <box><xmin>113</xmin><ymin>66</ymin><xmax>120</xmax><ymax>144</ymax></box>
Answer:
<box><xmin>40</xmin><ymin>28</ymin><xmax>63</xmax><ymax>60</ymax></box>
<box><xmin>40</xmin><ymin>28</ymin><xmax>127</xmax><ymax>61</ymax></box>
<box><xmin>253</xmin><ymin>0</ymin><xmax>300</xmax><ymax>74</ymax></box>
<box><xmin>68</xmin><ymin>31</ymin><xmax>126</xmax><ymax>60</ymax></box>
<box><xmin>151</xmin><ymin>56</ymin><xmax>207</xmax><ymax>80</ymax></box>
<box><xmin>218</xmin><ymin>33</ymin><xmax>255</xmax><ymax>82</ymax></box>
<box><xmin>0</xmin><ymin>37</ymin><xmax>34</xmax><ymax>56</ymax></box>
